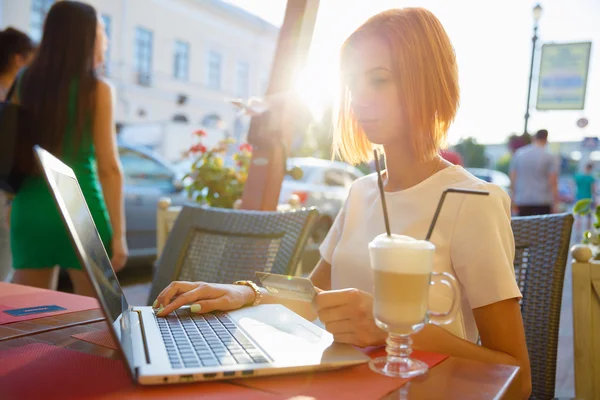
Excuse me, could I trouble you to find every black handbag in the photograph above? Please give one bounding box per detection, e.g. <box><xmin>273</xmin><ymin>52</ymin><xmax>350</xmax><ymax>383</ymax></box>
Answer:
<box><xmin>0</xmin><ymin>81</ymin><xmax>33</xmax><ymax>194</ymax></box>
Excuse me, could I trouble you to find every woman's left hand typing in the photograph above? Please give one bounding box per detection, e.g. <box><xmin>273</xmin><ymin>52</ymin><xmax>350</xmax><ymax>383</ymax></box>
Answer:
<box><xmin>315</xmin><ymin>288</ymin><xmax>387</xmax><ymax>347</ymax></box>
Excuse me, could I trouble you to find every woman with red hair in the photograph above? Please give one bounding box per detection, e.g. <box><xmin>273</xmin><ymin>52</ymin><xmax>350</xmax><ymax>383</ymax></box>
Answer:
<box><xmin>153</xmin><ymin>8</ymin><xmax>530</xmax><ymax>397</ymax></box>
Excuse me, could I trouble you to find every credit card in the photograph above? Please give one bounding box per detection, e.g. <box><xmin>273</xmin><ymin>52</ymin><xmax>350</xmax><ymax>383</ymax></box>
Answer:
<box><xmin>255</xmin><ymin>272</ymin><xmax>317</xmax><ymax>302</ymax></box>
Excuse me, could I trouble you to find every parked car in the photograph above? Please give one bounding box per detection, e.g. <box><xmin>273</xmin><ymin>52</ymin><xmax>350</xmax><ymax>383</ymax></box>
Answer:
<box><xmin>118</xmin><ymin>144</ymin><xmax>189</xmax><ymax>263</ymax></box>
<box><xmin>279</xmin><ymin>158</ymin><xmax>365</xmax><ymax>243</ymax></box>
<box><xmin>466</xmin><ymin>168</ymin><xmax>511</xmax><ymax>194</ymax></box>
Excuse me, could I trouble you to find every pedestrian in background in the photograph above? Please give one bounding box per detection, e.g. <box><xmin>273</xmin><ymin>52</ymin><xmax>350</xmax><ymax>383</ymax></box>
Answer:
<box><xmin>0</xmin><ymin>27</ymin><xmax>35</xmax><ymax>282</ymax></box>
<box><xmin>8</xmin><ymin>1</ymin><xmax>127</xmax><ymax>295</ymax></box>
<box><xmin>509</xmin><ymin>129</ymin><xmax>559</xmax><ymax>216</ymax></box>
<box><xmin>574</xmin><ymin>162</ymin><xmax>596</xmax><ymax>234</ymax></box>
<box><xmin>0</xmin><ymin>28</ymin><xmax>35</xmax><ymax>100</ymax></box>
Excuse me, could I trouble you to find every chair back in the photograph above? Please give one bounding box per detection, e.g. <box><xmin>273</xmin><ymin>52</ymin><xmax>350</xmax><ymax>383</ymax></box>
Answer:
<box><xmin>148</xmin><ymin>205</ymin><xmax>319</xmax><ymax>305</ymax></box>
<box><xmin>511</xmin><ymin>213</ymin><xmax>573</xmax><ymax>400</ymax></box>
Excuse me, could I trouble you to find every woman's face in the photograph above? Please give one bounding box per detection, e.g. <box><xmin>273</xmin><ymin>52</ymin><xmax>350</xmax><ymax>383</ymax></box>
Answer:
<box><xmin>94</xmin><ymin>17</ymin><xmax>108</xmax><ymax>69</ymax></box>
<box><xmin>343</xmin><ymin>36</ymin><xmax>406</xmax><ymax>146</ymax></box>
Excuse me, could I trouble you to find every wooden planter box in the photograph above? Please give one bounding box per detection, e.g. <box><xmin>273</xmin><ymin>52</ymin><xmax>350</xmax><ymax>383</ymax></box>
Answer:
<box><xmin>571</xmin><ymin>245</ymin><xmax>600</xmax><ymax>400</ymax></box>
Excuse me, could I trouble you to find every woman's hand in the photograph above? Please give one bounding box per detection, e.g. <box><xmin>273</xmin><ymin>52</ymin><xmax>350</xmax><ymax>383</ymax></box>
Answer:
<box><xmin>153</xmin><ymin>281</ymin><xmax>256</xmax><ymax>317</ymax></box>
<box><xmin>315</xmin><ymin>288</ymin><xmax>387</xmax><ymax>347</ymax></box>
<box><xmin>110</xmin><ymin>236</ymin><xmax>128</xmax><ymax>272</ymax></box>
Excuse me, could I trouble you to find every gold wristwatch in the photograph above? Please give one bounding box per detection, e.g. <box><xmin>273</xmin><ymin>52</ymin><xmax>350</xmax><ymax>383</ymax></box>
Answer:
<box><xmin>234</xmin><ymin>280</ymin><xmax>262</xmax><ymax>306</ymax></box>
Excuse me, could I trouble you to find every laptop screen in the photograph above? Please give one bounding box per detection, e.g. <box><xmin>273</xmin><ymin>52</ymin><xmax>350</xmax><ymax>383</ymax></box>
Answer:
<box><xmin>36</xmin><ymin>146</ymin><xmax>137</xmax><ymax>377</ymax></box>
<box><xmin>50</xmin><ymin>169</ymin><xmax>128</xmax><ymax>319</ymax></box>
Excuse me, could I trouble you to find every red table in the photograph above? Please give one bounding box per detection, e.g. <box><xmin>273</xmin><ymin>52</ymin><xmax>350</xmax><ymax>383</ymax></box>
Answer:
<box><xmin>0</xmin><ymin>307</ymin><xmax>521</xmax><ymax>399</ymax></box>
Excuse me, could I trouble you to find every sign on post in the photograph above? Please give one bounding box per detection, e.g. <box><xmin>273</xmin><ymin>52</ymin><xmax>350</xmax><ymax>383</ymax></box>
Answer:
<box><xmin>536</xmin><ymin>42</ymin><xmax>592</xmax><ymax>110</ymax></box>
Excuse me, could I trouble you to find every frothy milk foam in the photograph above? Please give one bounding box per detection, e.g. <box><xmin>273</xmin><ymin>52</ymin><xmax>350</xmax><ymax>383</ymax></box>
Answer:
<box><xmin>369</xmin><ymin>234</ymin><xmax>434</xmax><ymax>334</ymax></box>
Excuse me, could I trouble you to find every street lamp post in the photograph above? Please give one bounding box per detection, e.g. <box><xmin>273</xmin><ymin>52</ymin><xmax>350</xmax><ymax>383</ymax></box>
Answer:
<box><xmin>524</xmin><ymin>4</ymin><xmax>543</xmax><ymax>136</ymax></box>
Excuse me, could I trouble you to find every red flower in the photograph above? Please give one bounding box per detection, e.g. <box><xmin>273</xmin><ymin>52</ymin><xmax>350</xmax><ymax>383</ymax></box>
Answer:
<box><xmin>239</xmin><ymin>143</ymin><xmax>252</xmax><ymax>153</ymax></box>
<box><xmin>189</xmin><ymin>144</ymin><xmax>207</xmax><ymax>154</ymax></box>
<box><xmin>194</xmin><ymin>129</ymin><xmax>207</xmax><ymax>137</ymax></box>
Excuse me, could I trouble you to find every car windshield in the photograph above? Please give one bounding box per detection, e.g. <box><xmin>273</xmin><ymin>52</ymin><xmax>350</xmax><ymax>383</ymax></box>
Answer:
<box><xmin>472</xmin><ymin>173</ymin><xmax>492</xmax><ymax>183</ymax></box>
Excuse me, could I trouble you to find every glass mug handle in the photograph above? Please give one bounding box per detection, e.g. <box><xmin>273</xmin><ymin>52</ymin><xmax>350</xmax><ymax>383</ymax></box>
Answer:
<box><xmin>427</xmin><ymin>272</ymin><xmax>460</xmax><ymax>325</ymax></box>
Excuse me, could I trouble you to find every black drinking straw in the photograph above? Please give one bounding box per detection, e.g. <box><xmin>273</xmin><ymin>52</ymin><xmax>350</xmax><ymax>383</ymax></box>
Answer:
<box><xmin>373</xmin><ymin>150</ymin><xmax>391</xmax><ymax>237</ymax></box>
<box><xmin>425</xmin><ymin>188</ymin><xmax>489</xmax><ymax>241</ymax></box>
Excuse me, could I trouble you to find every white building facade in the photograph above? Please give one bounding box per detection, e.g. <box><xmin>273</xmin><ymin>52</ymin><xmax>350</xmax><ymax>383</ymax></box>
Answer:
<box><xmin>1</xmin><ymin>0</ymin><xmax>279</xmax><ymax>141</ymax></box>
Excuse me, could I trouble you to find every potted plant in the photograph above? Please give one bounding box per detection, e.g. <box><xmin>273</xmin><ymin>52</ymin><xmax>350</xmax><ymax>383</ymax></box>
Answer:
<box><xmin>573</xmin><ymin>198</ymin><xmax>600</xmax><ymax>260</ymax></box>
<box><xmin>182</xmin><ymin>130</ymin><xmax>252</xmax><ymax>209</ymax></box>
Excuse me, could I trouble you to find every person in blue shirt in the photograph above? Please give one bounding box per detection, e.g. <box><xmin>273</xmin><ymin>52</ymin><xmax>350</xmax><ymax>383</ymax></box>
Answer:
<box><xmin>575</xmin><ymin>163</ymin><xmax>596</xmax><ymax>202</ymax></box>
<box><xmin>574</xmin><ymin>162</ymin><xmax>596</xmax><ymax>232</ymax></box>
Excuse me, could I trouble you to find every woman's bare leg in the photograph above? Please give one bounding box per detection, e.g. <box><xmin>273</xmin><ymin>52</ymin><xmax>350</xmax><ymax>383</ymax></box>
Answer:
<box><xmin>12</xmin><ymin>267</ymin><xmax>59</xmax><ymax>289</ymax></box>
<box><xmin>67</xmin><ymin>269</ymin><xmax>96</xmax><ymax>297</ymax></box>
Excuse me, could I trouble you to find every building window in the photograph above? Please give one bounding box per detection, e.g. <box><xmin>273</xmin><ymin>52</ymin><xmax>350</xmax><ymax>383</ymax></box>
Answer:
<box><xmin>173</xmin><ymin>114</ymin><xmax>189</xmax><ymax>123</ymax></box>
<box><xmin>236</xmin><ymin>61</ymin><xmax>249</xmax><ymax>98</ymax></box>
<box><xmin>30</xmin><ymin>0</ymin><xmax>54</xmax><ymax>42</ymax></box>
<box><xmin>207</xmin><ymin>51</ymin><xmax>222</xmax><ymax>90</ymax></box>
<box><xmin>101</xmin><ymin>15</ymin><xmax>111</xmax><ymax>76</ymax></box>
<box><xmin>202</xmin><ymin>113</ymin><xmax>222</xmax><ymax>128</ymax></box>
<box><xmin>172</xmin><ymin>114</ymin><xmax>189</xmax><ymax>123</ymax></box>
<box><xmin>174</xmin><ymin>40</ymin><xmax>189</xmax><ymax>81</ymax></box>
<box><xmin>134</xmin><ymin>27</ymin><xmax>153</xmax><ymax>86</ymax></box>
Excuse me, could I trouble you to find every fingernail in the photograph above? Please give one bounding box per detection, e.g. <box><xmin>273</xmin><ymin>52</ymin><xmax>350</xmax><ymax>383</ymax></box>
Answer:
<box><xmin>154</xmin><ymin>306</ymin><xmax>164</xmax><ymax>315</ymax></box>
<box><xmin>190</xmin><ymin>304</ymin><xmax>202</xmax><ymax>313</ymax></box>
<box><xmin>152</xmin><ymin>300</ymin><xmax>158</xmax><ymax>309</ymax></box>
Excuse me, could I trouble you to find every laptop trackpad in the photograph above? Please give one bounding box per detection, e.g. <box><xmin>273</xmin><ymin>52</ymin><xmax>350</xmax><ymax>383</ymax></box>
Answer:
<box><xmin>242</xmin><ymin>322</ymin><xmax>331</xmax><ymax>364</ymax></box>
<box><xmin>248</xmin><ymin>324</ymin><xmax>321</xmax><ymax>343</ymax></box>
<box><xmin>228</xmin><ymin>305</ymin><xmax>368</xmax><ymax>367</ymax></box>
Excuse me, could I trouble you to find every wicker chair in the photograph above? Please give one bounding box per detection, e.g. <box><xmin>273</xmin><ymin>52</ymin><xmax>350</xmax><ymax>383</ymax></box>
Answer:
<box><xmin>147</xmin><ymin>205</ymin><xmax>319</xmax><ymax>306</ymax></box>
<box><xmin>511</xmin><ymin>213</ymin><xmax>573</xmax><ymax>400</ymax></box>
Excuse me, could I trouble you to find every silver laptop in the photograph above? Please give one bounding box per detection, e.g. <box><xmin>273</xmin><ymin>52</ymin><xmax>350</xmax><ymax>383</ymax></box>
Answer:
<box><xmin>34</xmin><ymin>146</ymin><xmax>368</xmax><ymax>385</ymax></box>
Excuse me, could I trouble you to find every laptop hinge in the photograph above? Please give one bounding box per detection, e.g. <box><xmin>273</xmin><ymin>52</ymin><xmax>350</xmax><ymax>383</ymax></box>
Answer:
<box><xmin>132</xmin><ymin>309</ymin><xmax>151</xmax><ymax>364</ymax></box>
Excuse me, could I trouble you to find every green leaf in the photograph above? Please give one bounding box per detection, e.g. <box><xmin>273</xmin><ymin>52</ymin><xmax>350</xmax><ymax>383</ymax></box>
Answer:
<box><xmin>573</xmin><ymin>199</ymin><xmax>593</xmax><ymax>215</ymax></box>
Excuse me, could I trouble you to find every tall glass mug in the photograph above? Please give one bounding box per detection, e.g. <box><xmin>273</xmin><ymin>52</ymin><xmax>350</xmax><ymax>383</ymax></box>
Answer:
<box><xmin>368</xmin><ymin>233</ymin><xmax>459</xmax><ymax>378</ymax></box>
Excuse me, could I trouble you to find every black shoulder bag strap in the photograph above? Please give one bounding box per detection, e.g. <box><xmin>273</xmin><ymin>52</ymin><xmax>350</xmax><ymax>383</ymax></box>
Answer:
<box><xmin>5</xmin><ymin>81</ymin><xmax>16</xmax><ymax>102</ymax></box>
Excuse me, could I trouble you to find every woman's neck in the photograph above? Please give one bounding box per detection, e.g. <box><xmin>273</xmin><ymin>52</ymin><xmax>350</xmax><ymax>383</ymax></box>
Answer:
<box><xmin>382</xmin><ymin>144</ymin><xmax>451</xmax><ymax>192</ymax></box>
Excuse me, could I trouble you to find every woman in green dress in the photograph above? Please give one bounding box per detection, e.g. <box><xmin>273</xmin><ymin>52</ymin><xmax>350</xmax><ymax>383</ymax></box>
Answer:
<box><xmin>10</xmin><ymin>1</ymin><xmax>127</xmax><ymax>296</ymax></box>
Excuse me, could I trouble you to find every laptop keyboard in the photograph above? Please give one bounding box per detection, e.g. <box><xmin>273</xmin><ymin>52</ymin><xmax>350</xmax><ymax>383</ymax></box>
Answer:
<box><xmin>155</xmin><ymin>309</ymin><xmax>270</xmax><ymax>369</ymax></box>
